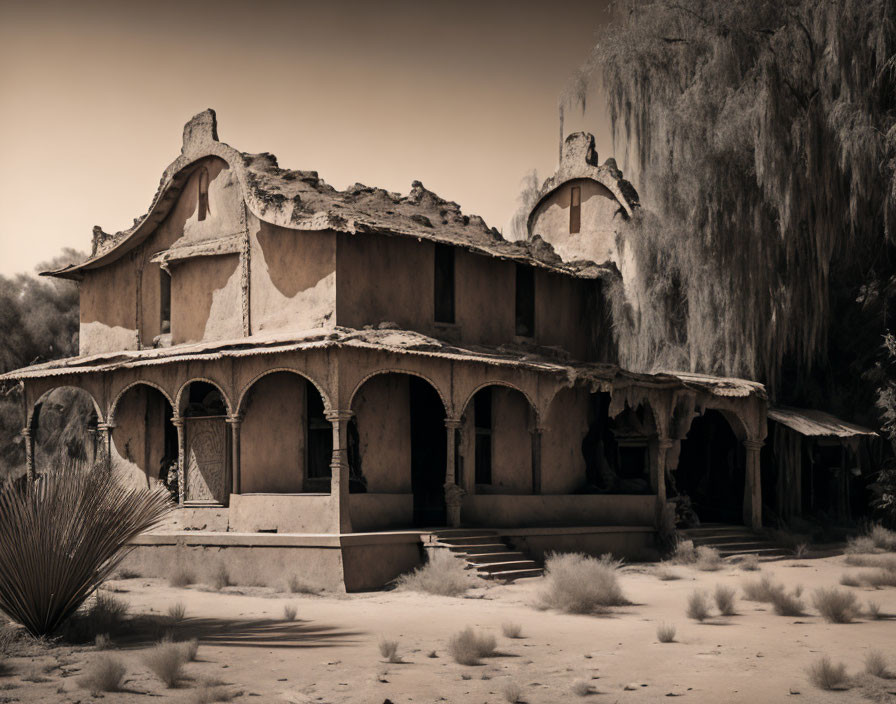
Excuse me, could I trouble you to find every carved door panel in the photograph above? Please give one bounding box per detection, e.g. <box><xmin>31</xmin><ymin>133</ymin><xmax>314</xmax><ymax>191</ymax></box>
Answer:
<box><xmin>185</xmin><ymin>417</ymin><xmax>228</xmax><ymax>505</ymax></box>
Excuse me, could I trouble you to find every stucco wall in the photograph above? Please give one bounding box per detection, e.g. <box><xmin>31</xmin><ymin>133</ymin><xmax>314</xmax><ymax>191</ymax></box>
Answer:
<box><xmin>110</xmin><ymin>384</ymin><xmax>156</xmax><ymax>489</ymax></box>
<box><xmin>541</xmin><ymin>387</ymin><xmax>590</xmax><ymax>493</ymax></box>
<box><xmin>80</xmin><ymin>255</ymin><xmax>138</xmax><ymax>355</ymax></box>
<box><xmin>462</xmin><ymin>494</ymin><xmax>655</xmax><ymax>527</ymax></box>
<box><xmin>250</xmin><ymin>217</ymin><xmax>337</xmax><ymax>334</ymax></box>
<box><xmin>229</xmin><ymin>493</ymin><xmax>332</xmax><ymax>532</ymax></box>
<box><xmin>170</xmin><ymin>253</ymin><xmax>242</xmax><ymax>344</ymax></box>
<box><xmin>349</xmin><ymin>493</ymin><xmax>414</xmax><ymax>531</ymax></box>
<box><xmin>240</xmin><ymin>372</ymin><xmax>306</xmax><ymax>493</ymax></box>
<box><xmin>352</xmin><ymin>374</ymin><xmax>411</xmax><ymax>492</ymax></box>
<box><xmin>490</xmin><ymin>387</ymin><xmax>533</xmax><ymax>493</ymax></box>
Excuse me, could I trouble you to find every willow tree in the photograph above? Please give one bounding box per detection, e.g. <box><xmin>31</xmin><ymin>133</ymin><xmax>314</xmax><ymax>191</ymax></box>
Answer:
<box><xmin>574</xmin><ymin>0</ymin><xmax>896</xmax><ymax>413</ymax></box>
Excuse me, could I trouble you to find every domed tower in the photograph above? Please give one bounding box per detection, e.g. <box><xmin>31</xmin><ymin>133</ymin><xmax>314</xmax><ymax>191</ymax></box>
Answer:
<box><xmin>527</xmin><ymin>132</ymin><xmax>639</xmax><ymax>272</ymax></box>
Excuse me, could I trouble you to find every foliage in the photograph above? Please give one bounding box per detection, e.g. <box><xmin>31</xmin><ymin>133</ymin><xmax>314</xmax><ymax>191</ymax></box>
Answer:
<box><xmin>538</xmin><ymin>552</ymin><xmax>628</xmax><ymax>614</ymax></box>
<box><xmin>574</xmin><ymin>0</ymin><xmax>896</xmax><ymax>410</ymax></box>
<box><xmin>656</xmin><ymin>622</ymin><xmax>676</xmax><ymax>643</ymax></box>
<box><xmin>0</xmin><ymin>459</ymin><xmax>172</xmax><ymax>636</ymax></box>
<box><xmin>501</xmin><ymin>622</ymin><xmax>523</xmax><ymax>639</ymax></box>
<box><xmin>143</xmin><ymin>641</ymin><xmax>188</xmax><ymax>688</ymax></box>
<box><xmin>447</xmin><ymin>627</ymin><xmax>496</xmax><ymax>665</ymax></box>
<box><xmin>283</xmin><ymin>604</ymin><xmax>297</xmax><ymax>621</ymax></box>
<box><xmin>686</xmin><ymin>590</ymin><xmax>710</xmax><ymax>621</ymax></box>
<box><xmin>78</xmin><ymin>653</ymin><xmax>126</xmax><ymax>694</ymax></box>
<box><xmin>378</xmin><ymin>638</ymin><xmax>400</xmax><ymax>663</ymax></box>
<box><xmin>865</xmin><ymin>649</ymin><xmax>892</xmax><ymax>679</ymax></box>
<box><xmin>713</xmin><ymin>585</ymin><xmax>737</xmax><ymax>615</ymax></box>
<box><xmin>506</xmin><ymin>170</ymin><xmax>541</xmax><ymax>241</ymax></box>
<box><xmin>396</xmin><ymin>549</ymin><xmax>484</xmax><ymax>597</ymax></box>
<box><xmin>807</xmin><ymin>655</ymin><xmax>849</xmax><ymax>691</ymax></box>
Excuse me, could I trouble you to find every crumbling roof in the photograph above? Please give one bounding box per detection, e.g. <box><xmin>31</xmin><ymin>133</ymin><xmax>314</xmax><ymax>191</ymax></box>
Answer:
<box><xmin>768</xmin><ymin>406</ymin><xmax>878</xmax><ymax>438</ymax></box>
<box><xmin>526</xmin><ymin>132</ymin><xmax>640</xmax><ymax>237</ymax></box>
<box><xmin>45</xmin><ymin>110</ymin><xmax>616</xmax><ymax>282</ymax></box>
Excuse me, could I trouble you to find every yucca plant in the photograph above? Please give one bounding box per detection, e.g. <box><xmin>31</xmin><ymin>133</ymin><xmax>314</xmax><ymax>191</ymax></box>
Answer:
<box><xmin>0</xmin><ymin>458</ymin><xmax>172</xmax><ymax>636</ymax></box>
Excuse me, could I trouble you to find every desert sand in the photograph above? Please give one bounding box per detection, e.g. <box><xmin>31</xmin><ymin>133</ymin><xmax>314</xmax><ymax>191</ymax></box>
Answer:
<box><xmin>2</xmin><ymin>553</ymin><xmax>895</xmax><ymax>703</ymax></box>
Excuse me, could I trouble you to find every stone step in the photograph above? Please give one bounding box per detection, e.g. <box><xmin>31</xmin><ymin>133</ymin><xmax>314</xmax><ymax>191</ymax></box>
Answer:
<box><xmin>435</xmin><ymin>536</ymin><xmax>504</xmax><ymax>546</ymax></box>
<box><xmin>474</xmin><ymin>560</ymin><xmax>540</xmax><ymax>574</ymax></box>
<box><xmin>464</xmin><ymin>552</ymin><xmax>527</xmax><ymax>564</ymax></box>
<box><xmin>689</xmin><ymin>534</ymin><xmax>760</xmax><ymax>545</ymax></box>
<box><xmin>428</xmin><ymin>529</ymin><xmax>499</xmax><ymax>538</ymax></box>
<box><xmin>717</xmin><ymin>546</ymin><xmax>791</xmax><ymax>558</ymax></box>
<box><xmin>484</xmin><ymin>567</ymin><xmax>544</xmax><ymax>581</ymax></box>
<box><xmin>445</xmin><ymin>543</ymin><xmax>510</xmax><ymax>554</ymax></box>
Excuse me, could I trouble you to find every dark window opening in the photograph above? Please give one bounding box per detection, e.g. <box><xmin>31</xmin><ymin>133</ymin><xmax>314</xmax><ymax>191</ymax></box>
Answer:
<box><xmin>198</xmin><ymin>167</ymin><xmax>209</xmax><ymax>221</ymax></box>
<box><xmin>569</xmin><ymin>185</ymin><xmax>581</xmax><ymax>234</ymax></box>
<box><xmin>474</xmin><ymin>389</ymin><xmax>492</xmax><ymax>485</ymax></box>
<box><xmin>515</xmin><ymin>264</ymin><xmax>535</xmax><ymax>337</ymax></box>
<box><xmin>434</xmin><ymin>243</ymin><xmax>455</xmax><ymax>323</ymax></box>
<box><xmin>160</xmin><ymin>269</ymin><xmax>171</xmax><ymax>334</ymax></box>
<box><xmin>306</xmin><ymin>386</ymin><xmax>332</xmax><ymax>482</ymax></box>
<box><xmin>184</xmin><ymin>382</ymin><xmax>226</xmax><ymax>417</ymax></box>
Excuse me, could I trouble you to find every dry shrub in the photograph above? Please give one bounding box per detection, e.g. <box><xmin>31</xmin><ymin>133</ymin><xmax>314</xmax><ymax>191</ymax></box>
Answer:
<box><xmin>844</xmin><ymin>554</ymin><xmax>896</xmax><ymax>570</ymax></box>
<box><xmin>695</xmin><ymin>546</ymin><xmax>724</xmax><ymax>571</ymax></box>
<box><xmin>571</xmin><ymin>678</ymin><xmax>593</xmax><ymax>696</ymax></box>
<box><xmin>169</xmin><ymin>567</ymin><xmax>196</xmax><ymax>589</ymax></box>
<box><xmin>840</xmin><ymin>573</ymin><xmax>861</xmax><ymax>587</ymax></box>
<box><xmin>738</xmin><ymin>555</ymin><xmax>760</xmax><ymax>571</ymax></box>
<box><xmin>870</xmin><ymin>525</ymin><xmax>896</xmax><ymax>551</ymax></box>
<box><xmin>657</xmin><ymin>622</ymin><xmax>676</xmax><ymax>643</ymax></box>
<box><xmin>210</xmin><ymin>564</ymin><xmax>231</xmax><ymax>591</ymax></box>
<box><xmin>287</xmin><ymin>576</ymin><xmax>320</xmax><ymax>594</ymax></box>
<box><xmin>655</xmin><ymin>564</ymin><xmax>681</xmax><ymax>580</ymax></box>
<box><xmin>180</xmin><ymin>638</ymin><xmax>199</xmax><ymax>662</ymax></box>
<box><xmin>867</xmin><ymin>600</ymin><xmax>883</xmax><ymax>619</ymax></box>
<box><xmin>865</xmin><ymin>569</ymin><xmax>896</xmax><ymax>588</ymax></box>
<box><xmin>94</xmin><ymin>633</ymin><xmax>112</xmax><ymax>650</ymax></box>
<box><xmin>501</xmin><ymin>622</ymin><xmax>523</xmax><ymax>639</ymax></box>
<box><xmin>770</xmin><ymin>587</ymin><xmax>805</xmax><ymax>616</ymax></box>
<box><xmin>846</xmin><ymin>536</ymin><xmax>878</xmax><ymax>555</ymax></box>
<box><xmin>807</xmin><ymin>656</ymin><xmax>849</xmax><ymax>690</ymax></box>
<box><xmin>396</xmin><ymin>550</ymin><xmax>482</xmax><ymax>597</ymax></box>
<box><xmin>78</xmin><ymin>653</ymin><xmax>126</xmax><ymax>693</ymax></box>
<box><xmin>0</xmin><ymin>460</ymin><xmax>171</xmax><ymax>637</ymax></box>
<box><xmin>167</xmin><ymin>601</ymin><xmax>186</xmax><ymax>624</ymax></box>
<box><xmin>283</xmin><ymin>604</ymin><xmax>297</xmax><ymax>621</ymax></box>
<box><xmin>502</xmin><ymin>681</ymin><xmax>522</xmax><ymax>703</ymax></box>
<box><xmin>713</xmin><ymin>585</ymin><xmax>737</xmax><ymax>615</ymax></box>
<box><xmin>671</xmin><ymin>539</ymin><xmax>697</xmax><ymax>564</ymax></box>
<box><xmin>538</xmin><ymin>552</ymin><xmax>628</xmax><ymax>614</ymax></box>
<box><xmin>63</xmin><ymin>592</ymin><xmax>129</xmax><ymax>642</ymax></box>
<box><xmin>143</xmin><ymin>641</ymin><xmax>188</xmax><ymax>688</ymax></box>
<box><xmin>812</xmin><ymin>588</ymin><xmax>859</xmax><ymax>623</ymax></box>
<box><xmin>379</xmin><ymin>638</ymin><xmax>400</xmax><ymax>663</ymax></box>
<box><xmin>447</xmin><ymin>627</ymin><xmax>496</xmax><ymax>666</ymax></box>
<box><xmin>742</xmin><ymin>575</ymin><xmax>779</xmax><ymax>602</ymax></box>
<box><xmin>686</xmin><ymin>591</ymin><xmax>711</xmax><ymax>621</ymax></box>
<box><xmin>113</xmin><ymin>569</ymin><xmax>140</xmax><ymax>580</ymax></box>
<box><xmin>190</xmin><ymin>684</ymin><xmax>239</xmax><ymax>703</ymax></box>
<box><xmin>865</xmin><ymin>650</ymin><xmax>892</xmax><ymax>679</ymax></box>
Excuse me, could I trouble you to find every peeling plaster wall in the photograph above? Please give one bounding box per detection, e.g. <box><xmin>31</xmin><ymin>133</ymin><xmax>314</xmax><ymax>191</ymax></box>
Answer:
<box><xmin>455</xmin><ymin>249</ymin><xmax>515</xmax><ymax>343</ymax></box>
<box><xmin>79</xmin><ymin>256</ymin><xmax>138</xmax><ymax>355</ymax></box>
<box><xmin>490</xmin><ymin>387</ymin><xmax>532</xmax><ymax>493</ymax></box>
<box><xmin>536</xmin><ymin>271</ymin><xmax>594</xmax><ymax>360</ymax></box>
<box><xmin>170</xmin><ymin>253</ymin><xmax>242</xmax><ymax>344</ymax></box>
<box><xmin>240</xmin><ymin>373</ymin><xmax>306</xmax><ymax>493</ymax></box>
<box><xmin>353</xmin><ymin>375</ymin><xmax>411</xmax><ymax>493</ymax></box>
<box><xmin>110</xmin><ymin>385</ymin><xmax>167</xmax><ymax>490</ymax></box>
<box><xmin>249</xmin><ymin>217</ymin><xmax>337</xmax><ymax>334</ymax></box>
<box><xmin>542</xmin><ymin>387</ymin><xmax>590</xmax><ymax>493</ymax></box>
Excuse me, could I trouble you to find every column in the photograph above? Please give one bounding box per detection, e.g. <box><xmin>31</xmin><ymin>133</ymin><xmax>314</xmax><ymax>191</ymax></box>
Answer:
<box><xmin>743</xmin><ymin>439</ymin><xmax>763</xmax><ymax>530</ymax></box>
<box><xmin>22</xmin><ymin>427</ymin><xmax>34</xmax><ymax>482</ymax></box>
<box><xmin>326</xmin><ymin>410</ymin><xmax>353</xmax><ymax>534</ymax></box>
<box><xmin>172</xmin><ymin>416</ymin><xmax>185</xmax><ymax>506</ymax></box>
<box><xmin>226</xmin><ymin>414</ymin><xmax>242</xmax><ymax>496</ymax></box>
<box><xmin>96</xmin><ymin>422</ymin><xmax>115</xmax><ymax>465</ymax></box>
<box><xmin>654</xmin><ymin>437</ymin><xmax>673</xmax><ymax>527</ymax></box>
<box><xmin>444</xmin><ymin>418</ymin><xmax>464</xmax><ymax>527</ymax></box>
<box><xmin>529</xmin><ymin>426</ymin><xmax>543</xmax><ymax>495</ymax></box>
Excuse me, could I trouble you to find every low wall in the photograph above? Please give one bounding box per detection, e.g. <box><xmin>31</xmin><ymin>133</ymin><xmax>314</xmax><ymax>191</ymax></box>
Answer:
<box><xmin>462</xmin><ymin>494</ymin><xmax>655</xmax><ymax>527</ymax></box>
<box><xmin>229</xmin><ymin>493</ymin><xmax>333</xmax><ymax>533</ymax></box>
<box><xmin>349</xmin><ymin>493</ymin><xmax>413</xmax><ymax>532</ymax></box>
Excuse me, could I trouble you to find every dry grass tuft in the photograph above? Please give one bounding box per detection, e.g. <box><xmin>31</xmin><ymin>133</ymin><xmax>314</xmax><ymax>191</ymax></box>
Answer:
<box><xmin>190</xmin><ymin>683</ymin><xmax>239</xmax><ymax>703</ymax></box>
<box><xmin>502</xmin><ymin>681</ymin><xmax>523</xmax><ymax>703</ymax></box>
<box><xmin>379</xmin><ymin>638</ymin><xmax>401</xmax><ymax>663</ymax></box>
<box><xmin>770</xmin><ymin>586</ymin><xmax>805</xmax><ymax>616</ymax></box>
<box><xmin>179</xmin><ymin>638</ymin><xmax>199</xmax><ymax>662</ymax></box>
<box><xmin>844</xmin><ymin>553</ymin><xmax>896</xmax><ymax>569</ymax></box>
<box><xmin>143</xmin><ymin>641</ymin><xmax>188</xmax><ymax>688</ymax></box>
<box><xmin>870</xmin><ymin>525</ymin><xmax>896</xmax><ymax>551</ymax></box>
<box><xmin>447</xmin><ymin>627</ymin><xmax>497</xmax><ymax>665</ymax></box>
<box><xmin>742</xmin><ymin>575</ymin><xmax>780</xmax><ymax>602</ymax></box>
<box><xmin>671</xmin><ymin>539</ymin><xmax>697</xmax><ymax>564</ymax></box>
<box><xmin>867</xmin><ymin>600</ymin><xmax>883</xmax><ymax>619</ymax></box>
<box><xmin>654</xmin><ymin>564</ymin><xmax>681</xmax><ymax>581</ymax></box>
<box><xmin>738</xmin><ymin>555</ymin><xmax>760</xmax><ymax>571</ymax></box>
<box><xmin>840</xmin><ymin>573</ymin><xmax>861</xmax><ymax>587</ymax></box>
<box><xmin>686</xmin><ymin>591</ymin><xmax>711</xmax><ymax>621</ymax></box>
<box><xmin>287</xmin><ymin>576</ymin><xmax>320</xmax><ymax>594</ymax></box>
<box><xmin>94</xmin><ymin>633</ymin><xmax>112</xmax><ymax>650</ymax></box>
<box><xmin>571</xmin><ymin>678</ymin><xmax>593</xmax><ymax>696</ymax></box>
<box><xmin>695</xmin><ymin>546</ymin><xmax>724</xmax><ymax>571</ymax></box>
<box><xmin>713</xmin><ymin>585</ymin><xmax>737</xmax><ymax>615</ymax></box>
<box><xmin>865</xmin><ymin>649</ymin><xmax>892</xmax><ymax>679</ymax></box>
<box><xmin>396</xmin><ymin>550</ymin><xmax>483</xmax><ymax>597</ymax></box>
<box><xmin>210</xmin><ymin>564</ymin><xmax>231</xmax><ymax>591</ymax></box>
<box><xmin>167</xmin><ymin>601</ymin><xmax>186</xmax><ymax>624</ymax></box>
<box><xmin>114</xmin><ymin>569</ymin><xmax>140</xmax><ymax>580</ymax></box>
<box><xmin>656</xmin><ymin>622</ymin><xmax>676</xmax><ymax>643</ymax></box>
<box><xmin>812</xmin><ymin>587</ymin><xmax>859</xmax><ymax>623</ymax></box>
<box><xmin>283</xmin><ymin>604</ymin><xmax>297</xmax><ymax>621</ymax></box>
<box><xmin>169</xmin><ymin>567</ymin><xmax>196</xmax><ymax>589</ymax></box>
<box><xmin>865</xmin><ymin>568</ymin><xmax>896</xmax><ymax>588</ymax></box>
<box><xmin>807</xmin><ymin>656</ymin><xmax>849</xmax><ymax>690</ymax></box>
<box><xmin>78</xmin><ymin>653</ymin><xmax>126</xmax><ymax>693</ymax></box>
<box><xmin>538</xmin><ymin>552</ymin><xmax>628</xmax><ymax>614</ymax></box>
<box><xmin>501</xmin><ymin>622</ymin><xmax>523</xmax><ymax>639</ymax></box>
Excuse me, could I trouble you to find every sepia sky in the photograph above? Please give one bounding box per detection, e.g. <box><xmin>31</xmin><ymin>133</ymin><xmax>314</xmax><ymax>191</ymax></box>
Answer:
<box><xmin>0</xmin><ymin>0</ymin><xmax>614</xmax><ymax>276</ymax></box>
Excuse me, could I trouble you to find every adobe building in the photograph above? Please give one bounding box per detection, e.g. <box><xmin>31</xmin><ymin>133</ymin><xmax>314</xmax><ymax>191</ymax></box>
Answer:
<box><xmin>3</xmin><ymin>111</ymin><xmax>871</xmax><ymax>590</ymax></box>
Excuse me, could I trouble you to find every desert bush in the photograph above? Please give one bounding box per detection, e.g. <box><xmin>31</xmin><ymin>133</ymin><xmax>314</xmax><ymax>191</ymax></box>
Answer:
<box><xmin>840</xmin><ymin>573</ymin><xmax>861</xmax><ymax>587</ymax></box>
<box><xmin>867</xmin><ymin>600</ymin><xmax>882</xmax><ymax>619</ymax></box>
<box><xmin>657</xmin><ymin>622</ymin><xmax>676</xmax><ymax>643</ymax></box>
<box><xmin>695</xmin><ymin>546</ymin><xmax>724</xmax><ymax>571</ymax></box>
<box><xmin>742</xmin><ymin>575</ymin><xmax>779</xmax><ymax>602</ymax></box>
<box><xmin>94</xmin><ymin>633</ymin><xmax>112</xmax><ymax>650</ymax></box>
<box><xmin>210</xmin><ymin>564</ymin><xmax>230</xmax><ymax>591</ymax></box>
<box><xmin>78</xmin><ymin>653</ymin><xmax>126</xmax><ymax>693</ymax></box>
<box><xmin>396</xmin><ymin>550</ymin><xmax>483</xmax><ymax>597</ymax></box>
<box><xmin>870</xmin><ymin>525</ymin><xmax>896</xmax><ymax>551</ymax></box>
<box><xmin>143</xmin><ymin>641</ymin><xmax>188</xmax><ymax>688</ymax></box>
<box><xmin>501</xmin><ymin>622</ymin><xmax>523</xmax><ymax>639</ymax></box>
<box><xmin>167</xmin><ymin>601</ymin><xmax>186</xmax><ymax>624</ymax></box>
<box><xmin>113</xmin><ymin>569</ymin><xmax>140</xmax><ymax>580</ymax></box>
<box><xmin>538</xmin><ymin>552</ymin><xmax>628</xmax><ymax>614</ymax></box>
<box><xmin>738</xmin><ymin>555</ymin><xmax>760</xmax><ymax>571</ymax></box>
<box><xmin>190</xmin><ymin>683</ymin><xmax>239</xmax><ymax>704</ymax></box>
<box><xmin>283</xmin><ymin>604</ymin><xmax>297</xmax><ymax>621</ymax></box>
<box><xmin>813</xmin><ymin>587</ymin><xmax>859</xmax><ymax>623</ymax></box>
<box><xmin>844</xmin><ymin>554</ymin><xmax>896</xmax><ymax>570</ymax></box>
<box><xmin>654</xmin><ymin>564</ymin><xmax>681</xmax><ymax>580</ymax></box>
<box><xmin>502</xmin><ymin>681</ymin><xmax>522</xmax><ymax>703</ymax></box>
<box><xmin>447</xmin><ymin>627</ymin><xmax>496</xmax><ymax>665</ymax></box>
<box><xmin>180</xmin><ymin>637</ymin><xmax>199</xmax><ymax>662</ymax></box>
<box><xmin>0</xmin><ymin>459</ymin><xmax>171</xmax><ymax>637</ymax></box>
<box><xmin>846</xmin><ymin>535</ymin><xmax>878</xmax><ymax>554</ymax></box>
<box><xmin>671</xmin><ymin>539</ymin><xmax>697</xmax><ymax>564</ymax></box>
<box><xmin>287</xmin><ymin>575</ymin><xmax>319</xmax><ymax>594</ymax></box>
<box><xmin>713</xmin><ymin>585</ymin><xmax>737</xmax><ymax>615</ymax></box>
<box><xmin>770</xmin><ymin>587</ymin><xmax>805</xmax><ymax>616</ymax></box>
<box><xmin>807</xmin><ymin>656</ymin><xmax>849</xmax><ymax>690</ymax></box>
<box><xmin>865</xmin><ymin>649</ymin><xmax>892</xmax><ymax>679</ymax></box>
<box><xmin>169</xmin><ymin>567</ymin><xmax>196</xmax><ymax>588</ymax></box>
<box><xmin>686</xmin><ymin>591</ymin><xmax>711</xmax><ymax>621</ymax></box>
<box><xmin>865</xmin><ymin>568</ymin><xmax>896</xmax><ymax>588</ymax></box>
<box><xmin>379</xmin><ymin>638</ymin><xmax>400</xmax><ymax>663</ymax></box>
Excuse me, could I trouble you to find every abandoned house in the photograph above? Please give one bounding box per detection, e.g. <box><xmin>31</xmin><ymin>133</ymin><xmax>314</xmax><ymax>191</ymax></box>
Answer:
<box><xmin>1</xmin><ymin>111</ymin><xmax>879</xmax><ymax>590</ymax></box>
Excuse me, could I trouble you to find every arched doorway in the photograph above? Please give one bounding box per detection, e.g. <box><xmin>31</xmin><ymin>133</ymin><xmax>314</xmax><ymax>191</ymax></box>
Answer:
<box><xmin>238</xmin><ymin>372</ymin><xmax>332</xmax><ymax>493</ymax></box>
<box><xmin>581</xmin><ymin>394</ymin><xmax>653</xmax><ymax>494</ymax></box>
<box><xmin>180</xmin><ymin>381</ymin><xmax>229</xmax><ymax>506</ymax></box>
<box><xmin>351</xmin><ymin>373</ymin><xmax>447</xmax><ymax>526</ymax></box>
<box><xmin>30</xmin><ymin>387</ymin><xmax>99</xmax><ymax>471</ymax></box>
<box><xmin>110</xmin><ymin>383</ymin><xmax>177</xmax><ymax>493</ymax></box>
<box><xmin>675</xmin><ymin>410</ymin><xmax>746</xmax><ymax>524</ymax></box>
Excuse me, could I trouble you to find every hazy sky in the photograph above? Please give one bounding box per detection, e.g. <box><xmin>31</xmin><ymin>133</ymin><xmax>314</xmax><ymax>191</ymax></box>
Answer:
<box><xmin>0</xmin><ymin>0</ymin><xmax>615</xmax><ymax>276</ymax></box>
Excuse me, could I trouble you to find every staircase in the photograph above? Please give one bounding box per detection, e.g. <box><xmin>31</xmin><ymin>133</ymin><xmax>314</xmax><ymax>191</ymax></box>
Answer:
<box><xmin>423</xmin><ymin>529</ymin><xmax>543</xmax><ymax>581</ymax></box>
<box><xmin>681</xmin><ymin>523</ymin><xmax>791</xmax><ymax>559</ymax></box>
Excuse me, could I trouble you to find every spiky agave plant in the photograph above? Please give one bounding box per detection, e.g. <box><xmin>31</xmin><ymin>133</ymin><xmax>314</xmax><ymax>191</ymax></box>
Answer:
<box><xmin>0</xmin><ymin>459</ymin><xmax>172</xmax><ymax>636</ymax></box>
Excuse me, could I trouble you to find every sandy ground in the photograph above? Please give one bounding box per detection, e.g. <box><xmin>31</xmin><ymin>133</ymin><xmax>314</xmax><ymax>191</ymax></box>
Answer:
<box><xmin>2</xmin><ymin>554</ymin><xmax>895</xmax><ymax>704</ymax></box>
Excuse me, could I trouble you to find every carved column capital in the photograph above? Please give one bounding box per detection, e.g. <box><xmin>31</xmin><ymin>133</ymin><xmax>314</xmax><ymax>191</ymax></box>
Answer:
<box><xmin>225</xmin><ymin>414</ymin><xmax>242</xmax><ymax>426</ymax></box>
<box><xmin>171</xmin><ymin>416</ymin><xmax>185</xmax><ymax>429</ymax></box>
<box><xmin>444</xmin><ymin>417</ymin><xmax>463</xmax><ymax>430</ymax></box>
<box><xmin>325</xmin><ymin>409</ymin><xmax>354</xmax><ymax>423</ymax></box>
<box><xmin>96</xmin><ymin>422</ymin><xmax>116</xmax><ymax>432</ymax></box>
<box><xmin>743</xmin><ymin>439</ymin><xmax>765</xmax><ymax>451</ymax></box>
<box><xmin>20</xmin><ymin>427</ymin><xmax>31</xmax><ymax>438</ymax></box>
<box><xmin>658</xmin><ymin>437</ymin><xmax>675</xmax><ymax>450</ymax></box>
